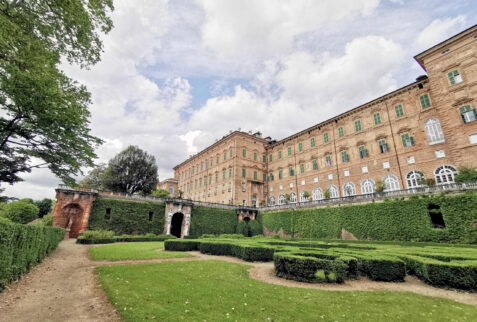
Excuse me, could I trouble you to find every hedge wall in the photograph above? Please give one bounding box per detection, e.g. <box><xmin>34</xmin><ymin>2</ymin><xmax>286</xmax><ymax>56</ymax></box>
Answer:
<box><xmin>262</xmin><ymin>193</ymin><xmax>477</xmax><ymax>243</ymax></box>
<box><xmin>188</xmin><ymin>207</ymin><xmax>237</xmax><ymax>238</ymax></box>
<box><xmin>88</xmin><ymin>198</ymin><xmax>165</xmax><ymax>235</ymax></box>
<box><xmin>0</xmin><ymin>221</ymin><xmax>64</xmax><ymax>290</ymax></box>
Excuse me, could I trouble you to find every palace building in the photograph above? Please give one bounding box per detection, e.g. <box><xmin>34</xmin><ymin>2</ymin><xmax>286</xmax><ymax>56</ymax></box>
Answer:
<box><xmin>173</xmin><ymin>25</ymin><xmax>477</xmax><ymax>207</ymax></box>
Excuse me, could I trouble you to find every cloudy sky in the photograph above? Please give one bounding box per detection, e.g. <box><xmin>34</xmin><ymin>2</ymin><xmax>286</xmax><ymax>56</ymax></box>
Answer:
<box><xmin>3</xmin><ymin>0</ymin><xmax>477</xmax><ymax>200</ymax></box>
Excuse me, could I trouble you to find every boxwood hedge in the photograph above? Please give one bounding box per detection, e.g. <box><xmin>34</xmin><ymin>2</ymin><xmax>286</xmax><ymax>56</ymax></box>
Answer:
<box><xmin>0</xmin><ymin>221</ymin><xmax>64</xmax><ymax>290</ymax></box>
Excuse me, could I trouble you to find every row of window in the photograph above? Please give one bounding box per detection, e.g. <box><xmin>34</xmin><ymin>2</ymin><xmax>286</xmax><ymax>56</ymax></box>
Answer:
<box><xmin>268</xmin><ymin>165</ymin><xmax>458</xmax><ymax>205</ymax></box>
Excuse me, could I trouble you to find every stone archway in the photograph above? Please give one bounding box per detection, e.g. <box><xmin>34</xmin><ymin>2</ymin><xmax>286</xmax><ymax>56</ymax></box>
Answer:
<box><xmin>170</xmin><ymin>213</ymin><xmax>184</xmax><ymax>238</ymax></box>
<box><xmin>59</xmin><ymin>204</ymin><xmax>84</xmax><ymax>238</ymax></box>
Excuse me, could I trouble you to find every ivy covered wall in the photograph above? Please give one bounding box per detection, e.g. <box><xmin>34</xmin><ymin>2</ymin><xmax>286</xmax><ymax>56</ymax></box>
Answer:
<box><xmin>262</xmin><ymin>193</ymin><xmax>477</xmax><ymax>244</ymax></box>
<box><xmin>188</xmin><ymin>206</ymin><xmax>237</xmax><ymax>238</ymax></box>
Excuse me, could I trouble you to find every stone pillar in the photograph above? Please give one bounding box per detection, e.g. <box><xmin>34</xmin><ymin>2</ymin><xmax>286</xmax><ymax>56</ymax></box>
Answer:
<box><xmin>183</xmin><ymin>213</ymin><xmax>191</xmax><ymax>237</ymax></box>
<box><xmin>166</xmin><ymin>211</ymin><xmax>173</xmax><ymax>235</ymax></box>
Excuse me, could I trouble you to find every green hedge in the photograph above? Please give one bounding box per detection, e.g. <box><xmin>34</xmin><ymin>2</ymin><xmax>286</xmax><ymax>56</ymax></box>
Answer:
<box><xmin>88</xmin><ymin>198</ymin><xmax>166</xmax><ymax>235</ymax></box>
<box><xmin>164</xmin><ymin>240</ymin><xmax>200</xmax><ymax>251</ymax></box>
<box><xmin>263</xmin><ymin>193</ymin><xmax>477</xmax><ymax>243</ymax></box>
<box><xmin>77</xmin><ymin>231</ymin><xmax>177</xmax><ymax>244</ymax></box>
<box><xmin>188</xmin><ymin>207</ymin><xmax>237</xmax><ymax>238</ymax></box>
<box><xmin>0</xmin><ymin>221</ymin><xmax>64</xmax><ymax>289</ymax></box>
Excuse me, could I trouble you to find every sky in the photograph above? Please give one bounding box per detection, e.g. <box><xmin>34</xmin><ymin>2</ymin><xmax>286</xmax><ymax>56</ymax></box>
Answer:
<box><xmin>3</xmin><ymin>0</ymin><xmax>477</xmax><ymax>200</ymax></box>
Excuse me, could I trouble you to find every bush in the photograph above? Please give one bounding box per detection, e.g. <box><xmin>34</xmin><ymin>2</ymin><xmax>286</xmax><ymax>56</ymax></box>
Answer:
<box><xmin>32</xmin><ymin>214</ymin><xmax>54</xmax><ymax>227</ymax></box>
<box><xmin>455</xmin><ymin>166</ymin><xmax>477</xmax><ymax>183</ymax></box>
<box><xmin>0</xmin><ymin>221</ymin><xmax>64</xmax><ymax>289</ymax></box>
<box><xmin>218</xmin><ymin>233</ymin><xmax>245</xmax><ymax>239</ymax></box>
<box><xmin>188</xmin><ymin>207</ymin><xmax>237</xmax><ymax>238</ymax></box>
<box><xmin>34</xmin><ymin>199</ymin><xmax>53</xmax><ymax>218</ymax></box>
<box><xmin>1</xmin><ymin>200</ymin><xmax>39</xmax><ymax>224</ymax></box>
<box><xmin>200</xmin><ymin>234</ymin><xmax>216</xmax><ymax>238</ymax></box>
<box><xmin>164</xmin><ymin>240</ymin><xmax>200</xmax><ymax>251</ymax></box>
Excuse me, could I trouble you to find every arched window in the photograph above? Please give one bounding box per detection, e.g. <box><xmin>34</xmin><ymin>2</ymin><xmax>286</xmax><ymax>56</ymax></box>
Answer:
<box><xmin>406</xmin><ymin>170</ymin><xmax>424</xmax><ymax>188</ymax></box>
<box><xmin>289</xmin><ymin>192</ymin><xmax>297</xmax><ymax>203</ymax></box>
<box><xmin>434</xmin><ymin>165</ymin><xmax>457</xmax><ymax>185</ymax></box>
<box><xmin>383</xmin><ymin>174</ymin><xmax>400</xmax><ymax>191</ymax></box>
<box><xmin>425</xmin><ymin>118</ymin><xmax>445</xmax><ymax>145</ymax></box>
<box><xmin>312</xmin><ymin>187</ymin><xmax>323</xmax><ymax>201</ymax></box>
<box><xmin>278</xmin><ymin>194</ymin><xmax>285</xmax><ymax>205</ymax></box>
<box><xmin>269</xmin><ymin>196</ymin><xmax>275</xmax><ymax>206</ymax></box>
<box><xmin>299</xmin><ymin>191</ymin><xmax>309</xmax><ymax>202</ymax></box>
<box><xmin>342</xmin><ymin>182</ymin><xmax>356</xmax><ymax>196</ymax></box>
<box><xmin>327</xmin><ymin>185</ymin><xmax>339</xmax><ymax>198</ymax></box>
<box><xmin>361</xmin><ymin>178</ymin><xmax>375</xmax><ymax>194</ymax></box>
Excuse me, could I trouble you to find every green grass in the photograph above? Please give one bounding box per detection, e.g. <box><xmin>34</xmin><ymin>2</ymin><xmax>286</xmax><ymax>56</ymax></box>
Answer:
<box><xmin>89</xmin><ymin>242</ymin><xmax>192</xmax><ymax>261</ymax></box>
<box><xmin>97</xmin><ymin>260</ymin><xmax>477</xmax><ymax>321</ymax></box>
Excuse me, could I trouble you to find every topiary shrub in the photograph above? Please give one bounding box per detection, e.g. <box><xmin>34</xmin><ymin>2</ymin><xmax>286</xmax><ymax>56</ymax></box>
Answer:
<box><xmin>1</xmin><ymin>200</ymin><xmax>39</xmax><ymax>224</ymax></box>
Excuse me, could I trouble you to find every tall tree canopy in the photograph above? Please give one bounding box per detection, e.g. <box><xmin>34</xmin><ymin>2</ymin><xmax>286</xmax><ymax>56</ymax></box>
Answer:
<box><xmin>102</xmin><ymin>146</ymin><xmax>158</xmax><ymax>195</ymax></box>
<box><xmin>0</xmin><ymin>0</ymin><xmax>114</xmax><ymax>185</ymax></box>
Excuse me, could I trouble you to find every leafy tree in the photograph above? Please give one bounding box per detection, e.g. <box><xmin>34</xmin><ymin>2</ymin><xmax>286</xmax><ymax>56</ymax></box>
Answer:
<box><xmin>150</xmin><ymin>189</ymin><xmax>170</xmax><ymax>198</ymax></box>
<box><xmin>0</xmin><ymin>1</ymin><xmax>114</xmax><ymax>185</ymax></box>
<box><xmin>102</xmin><ymin>146</ymin><xmax>158</xmax><ymax>195</ymax></box>
<box><xmin>375</xmin><ymin>180</ymin><xmax>385</xmax><ymax>193</ymax></box>
<box><xmin>78</xmin><ymin>164</ymin><xmax>107</xmax><ymax>189</ymax></box>
<box><xmin>1</xmin><ymin>199</ymin><xmax>39</xmax><ymax>223</ymax></box>
<box><xmin>34</xmin><ymin>198</ymin><xmax>53</xmax><ymax>218</ymax></box>
<box><xmin>303</xmin><ymin>191</ymin><xmax>310</xmax><ymax>201</ymax></box>
<box><xmin>455</xmin><ymin>166</ymin><xmax>477</xmax><ymax>183</ymax></box>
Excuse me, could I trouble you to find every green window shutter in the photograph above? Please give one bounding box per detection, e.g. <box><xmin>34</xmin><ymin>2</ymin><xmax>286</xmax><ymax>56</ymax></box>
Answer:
<box><xmin>312</xmin><ymin>160</ymin><xmax>317</xmax><ymax>170</ymax></box>
<box><xmin>222</xmin><ymin>170</ymin><xmax>225</xmax><ymax>179</ymax></box>
<box><xmin>419</xmin><ymin>94</ymin><xmax>431</xmax><ymax>108</ymax></box>
<box><xmin>216</xmin><ymin>156</ymin><xmax>219</xmax><ymax>164</ymax></box>
<box><xmin>324</xmin><ymin>132</ymin><xmax>329</xmax><ymax>143</ymax></box>
<box><xmin>395</xmin><ymin>104</ymin><xmax>404</xmax><ymax>117</ymax></box>
<box><xmin>299</xmin><ymin>142</ymin><xmax>303</xmax><ymax>152</ymax></box>
<box><xmin>311</xmin><ymin>138</ymin><xmax>315</xmax><ymax>147</ymax></box>
<box><xmin>326</xmin><ymin>155</ymin><xmax>332</xmax><ymax>166</ymax></box>
<box><xmin>263</xmin><ymin>155</ymin><xmax>266</xmax><ymax>163</ymax></box>
<box><xmin>230</xmin><ymin>149</ymin><xmax>233</xmax><ymax>158</ymax></box>
<box><xmin>254</xmin><ymin>171</ymin><xmax>257</xmax><ymax>181</ymax></box>
<box><xmin>289</xmin><ymin>167</ymin><xmax>294</xmax><ymax>176</ymax></box>
<box><xmin>224</xmin><ymin>152</ymin><xmax>226</xmax><ymax>160</ymax></box>
<box><xmin>374</xmin><ymin>113</ymin><xmax>381</xmax><ymax>125</ymax></box>
<box><xmin>263</xmin><ymin>173</ymin><xmax>266</xmax><ymax>182</ymax></box>
<box><xmin>288</xmin><ymin>147</ymin><xmax>292</xmax><ymax>155</ymax></box>
<box><xmin>355</xmin><ymin>120</ymin><xmax>362</xmax><ymax>132</ymax></box>
<box><xmin>229</xmin><ymin>168</ymin><xmax>232</xmax><ymax>178</ymax></box>
<box><xmin>243</xmin><ymin>149</ymin><xmax>246</xmax><ymax>158</ymax></box>
<box><xmin>253</xmin><ymin>152</ymin><xmax>257</xmax><ymax>160</ymax></box>
<box><xmin>448</xmin><ymin>70</ymin><xmax>461</xmax><ymax>85</ymax></box>
<box><xmin>459</xmin><ymin>105</ymin><xmax>472</xmax><ymax>113</ymax></box>
<box><xmin>279</xmin><ymin>170</ymin><xmax>283</xmax><ymax>179</ymax></box>
<box><xmin>278</xmin><ymin>151</ymin><xmax>282</xmax><ymax>159</ymax></box>
<box><xmin>341</xmin><ymin>151</ymin><xmax>347</xmax><ymax>162</ymax></box>
<box><xmin>269</xmin><ymin>154</ymin><xmax>273</xmax><ymax>162</ymax></box>
<box><xmin>338</xmin><ymin>127</ymin><xmax>344</xmax><ymax>137</ymax></box>
<box><xmin>300</xmin><ymin>163</ymin><xmax>304</xmax><ymax>173</ymax></box>
<box><xmin>242</xmin><ymin>169</ymin><xmax>246</xmax><ymax>178</ymax></box>
<box><xmin>215</xmin><ymin>173</ymin><xmax>218</xmax><ymax>182</ymax></box>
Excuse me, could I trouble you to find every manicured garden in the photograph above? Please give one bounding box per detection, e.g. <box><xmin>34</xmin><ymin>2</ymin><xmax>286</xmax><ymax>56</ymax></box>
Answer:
<box><xmin>89</xmin><ymin>242</ymin><xmax>192</xmax><ymax>261</ymax></box>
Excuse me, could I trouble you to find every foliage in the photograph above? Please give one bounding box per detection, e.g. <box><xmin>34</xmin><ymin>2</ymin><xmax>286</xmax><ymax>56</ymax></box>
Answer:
<box><xmin>236</xmin><ymin>220</ymin><xmax>262</xmax><ymax>237</ymax></box>
<box><xmin>262</xmin><ymin>193</ymin><xmax>477</xmax><ymax>244</ymax></box>
<box><xmin>34</xmin><ymin>198</ymin><xmax>52</xmax><ymax>218</ymax></box>
<box><xmin>324</xmin><ymin>189</ymin><xmax>331</xmax><ymax>199</ymax></box>
<box><xmin>1</xmin><ymin>199</ymin><xmax>39</xmax><ymax>223</ymax></box>
<box><xmin>77</xmin><ymin>231</ymin><xmax>177</xmax><ymax>244</ymax></box>
<box><xmin>88</xmin><ymin>242</ymin><xmax>191</xmax><ymax>261</ymax></box>
<box><xmin>0</xmin><ymin>0</ymin><xmax>113</xmax><ymax>185</ymax></box>
<box><xmin>78</xmin><ymin>164</ymin><xmax>107</xmax><ymax>189</ymax></box>
<box><xmin>96</xmin><ymin>261</ymin><xmax>477</xmax><ymax>322</ymax></box>
<box><xmin>149</xmin><ymin>189</ymin><xmax>170</xmax><ymax>198</ymax></box>
<box><xmin>0</xmin><ymin>221</ymin><xmax>64</xmax><ymax>289</ymax></box>
<box><xmin>102</xmin><ymin>146</ymin><xmax>158</xmax><ymax>195</ymax></box>
<box><xmin>188</xmin><ymin>207</ymin><xmax>237</xmax><ymax>238</ymax></box>
<box><xmin>455</xmin><ymin>166</ymin><xmax>477</xmax><ymax>183</ymax></box>
<box><xmin>375</xmin><ymin>180</ymin><xmax>384</xmax><ymax>193</ymax></box>
<box><xmin>88</xmin><ymin>198</ymin><xmax>165</xmax><ymax>235</ymax></box>
<box><xmin>303</xmin><ymin>191</ymin><xmax>310</xmax><ymax>200</ymax></box>
<box><xmin>32</xmin><ymin>214</ymin><xmax>54</xmax><ymax>227</ymax></box>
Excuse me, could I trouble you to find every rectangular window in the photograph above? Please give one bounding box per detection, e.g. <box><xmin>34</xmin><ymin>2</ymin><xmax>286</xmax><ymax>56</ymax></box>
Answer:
<box><xmin>401</xmin><ymin>133</ymin><xmax>415</xmax><ymax>147</ymax></box>
<box><xmin>269</xmin><ymin>154</ymin><xmax>273</xmax><ymax>162</ymax></box>
<box><xmin>310</xmin><ymin>137</ymin><xmax>315</xmax><ymax>147</ymax></box>
<box><xmin>288</xmin><ymin>146</ymin><xmax>292</xmax><ymax>155</ymax></box>
<box><xmin>378</xmin><ymin>139</ymin><xmax>389</xmax><ymax>153</ymax></box>
<box><xmin>419</xmin><ymin>94</ymin><xmax>431</xmax><ymax>109</ymax></box>
<box><xmin>224</xmin><ymin>152</ymin><xmax>226</xmax><ymax>161</ymax></box>
<box><xmin>200</xmin><ymin>162</ymin><xmax>203</xmax><ymax>171</ymax></box>
<box><xmin>459</xmin><ymin>105</ymin><xmax>477</xmax><ymax>123</ymax></box>
<box><xmin>289</xmin><ymin>167</ymin><xmax>295</xmax><ymax>176</ymax></box>
<box><xmin>230</xmin><ymin>149</ymin><xmax>233</xmax><ymax>158</ymax></box>
<box><xmin>263</xmin><ymin>155</ymin><xmax>266</xmax><ymax>163</ymax></box>
<box><xmin>395</xmin><ymin>104</ymin><xmax>404</xmax><ymax>117</ymax></box>
<box><xmin>299</xmin><ymin>142</ymin><xmax>303</xmax><ymax>152</ymax></box>
<box><xmin>300</xmin><ymin>163</ymin><xmax>305</xmax><ymax>174</ymax></box>
<box><xmin>222</xmin><ymin>170</ymin><xmax>225</xmax><ymax>180</ymax></box>
<box><xmin>447</xmin><ymin>69</ymin><xmax>462</xmax><ymax>86</ymax></box>
<box><xmin>205</xmin><ymin>160</ymin><xmax>208</xmax><ymax>169</ymax></box>
<box><xmin>243</xmin><ymin>149</ymin><xmax>247</xmax><ymax>158</ymax></box>
<box><xmin>338</xmin><ymin>126</ymin><xmax>344</xmax><ymax>137</ymax></box>
<box><xmin>215</xmin><ymin>173</ymin><xmax>218</xmax><ymax>182</ymax></box>
<box><xmin>278</xmin><ymin>150</ymin><xmax>282</xmax><ymax>159</ymax></box>
<box><xmin>312</xmin><ymin>159</ymin><xmax>318</xmax><ymax>170</ymax></box>
<box><xmin>324</xmin><ymin>132</ymin><xmax>329</xmax><ymax>143</ymax></box>
<box><xmin>279</xmin><ymin>170</ymin><xmax>283</xmax><ymax>179</ymax></box>
<box><xmin>209</xmin><ymin>176</ymin><xmax>212</xmax><ymax>184</ymax></box>
<box><xmin>358</xmin><ymin>146</ymin><xmax>369</xmax><ymax>159</ymax></box>
<box><xmin>253</xmin><ymin>152</ymin><xmax>257</xmax><ymax>161</ymax></box>
<box><xmin>229</xmin><ymin>168</ymin><xmax>232</xmax><ymax>178</ymax></box>
<box><xmin>263</xmin><ymin>173</ymin><xmax>267</xmax><ymax>182</ymax></box>
<box><xmin>373</xmin><ymin>113</ymin><xmax>381</xmax><ymax>125</ymax></box>
<box><xmin>200</xmin><ymin>178</ymin><xmax>202</xmax><ymax>187</ymax></box>
<box><xmin>242</xmin><ymin>169</ymin><xmax>246</xmax><ymax>178</ymax></box>
<box><xmin>341</xmin><ymin>151</ymin><xmax>350</xmax><ymax>163</ymax></box>
<box><xmin>326</xmin><ymin>155</ymin><xmax>332</xmax><ymax>167</ymax></box>
<box><xmin>355</xmin><ymin>120</ymin><xmax>362</xmax><ymax>132</ymax></box>
<box><xmin>216</xmin><ymin>156</ymin><xmax>219</xmax><ymax>164</ymax></box>
<box><xmin>253</xmin><ymin>171</ymin><xmax>257</xmax><ymax>181</ymax></box>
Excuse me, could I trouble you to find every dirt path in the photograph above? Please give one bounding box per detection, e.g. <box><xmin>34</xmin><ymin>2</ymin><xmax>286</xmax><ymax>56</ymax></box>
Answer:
<box><xmin>1</xmin><ymin>242</ymin><xmax>476</xmax><ymax>322</ymax></box>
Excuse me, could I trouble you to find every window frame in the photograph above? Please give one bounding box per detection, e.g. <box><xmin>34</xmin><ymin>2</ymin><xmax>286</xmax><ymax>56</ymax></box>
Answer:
<box><xmin>338</xmin><ymin>126</ymin><xmax>344</xmax><ymax>137</ymax></box>
<box><xmin>354</xmin><ymin>120</ymin><xmax>362</xmax><ymax>132</ymax></box>
<box><xmin>373</xmin><ymin>113</ymin><xmax>381</xmax><ymax>125</ymax></box>
<box><xmin>447</xmin><ymin>69</ymin><xmax>462</xmax><ymax>86</ymax></box>
<box><xmin>419</xmin><ymin>94</ymin><xmax>431</xmax><ymax>109</ymax></box>
<box><xmin>394</xmin><ymin>104</ymin><xmax>404</xmax><ymax>118</ymax></box>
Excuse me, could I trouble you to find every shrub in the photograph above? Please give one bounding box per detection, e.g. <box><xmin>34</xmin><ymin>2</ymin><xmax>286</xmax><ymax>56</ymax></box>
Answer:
<box><xmin>1</xmin><ymin>200</ymin><xmax>39</xmax><ymax>224</ymax></box>
<box><xmin>200</xmin><ymin>234</ymin><xmax>215</xmax><ymax>238</ymax></box>
<box><xmin>34</xmin><ymin>199</ymin><xmax>53</xmax><ymax>218</ymax></box>
<box><xmin>455</xmin><ymin>166</ymin><xmax>477</xmax><ymax>183</ymax></box>
<box><xmin>164</xmin><ymin>240</ymin><xmax>200</xmax><ymax>251</ymax></box>
<box><xmin>32</xmin><ymin>214</ymin><xmax>54</xmax><ymax>227</ymax></box>
<box><xmin>218</xmin><ymin>233</ymin><xmax>245</xmax><ymax>239</ymax></box>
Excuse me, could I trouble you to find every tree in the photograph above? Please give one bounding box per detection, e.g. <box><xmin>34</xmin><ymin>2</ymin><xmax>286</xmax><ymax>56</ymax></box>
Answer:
<box><xmin>302</xmin><ymin>191</ymin><xmax>310</xmax><ymax>201</ymax></box>
<box><xmin>1</xmin><ymin>199</ymin><xmax>39</xmax><ymax>224</ymax></box>
<box><xmin>78</xmin><ymin>164</ymin><xmax>107</xmax><ymax>189</ymax></box>
<box><xmin>0</xmin><ymin>1</ymin><xmax>114</xmax><ymax>185</ymax></box>
<box><xmin>34</xmin><ymin>198</ymin><xmax>53</xmax><ymax>218</ymax></box>
<box><xmin>102</xmin><ymin>146</ymin><xmax>158</xmax><ymax>195</ymax></box>
<box><xmin>375</xmin><ymin>180</ymin><xmax>385</xmax><ymax>193</ymax></box>
<box><xmin>150</xmin><ymin>189</ymin><xmax>170</xmax><ymax>198</ymax></box>
<box><xmin>455</xmin><ymin>166</ymin><xmax>477</xmax><ymax>183</ymax></box>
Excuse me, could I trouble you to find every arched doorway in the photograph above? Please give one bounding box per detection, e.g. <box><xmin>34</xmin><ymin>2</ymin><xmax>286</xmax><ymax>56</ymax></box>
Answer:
<box><xmin>170</xmin><ymin>213</ymin><xmax>184</xmax><ymax>238</ymax></box>
<box><xmin>60</xmin><ymin>204</ymin><xmax>83</xmax><ymax>238</ymax></box>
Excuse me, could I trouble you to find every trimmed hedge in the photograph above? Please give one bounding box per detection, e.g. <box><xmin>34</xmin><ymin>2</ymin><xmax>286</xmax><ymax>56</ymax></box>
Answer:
<box><xmin>188</xmin><ymin>207</ymin><xmax>237</xmax><ymax>238</ymax></box>
<box><xmin>0</xmin><ymin>221</ymin><xmax>64</xmax><ymax>290</ymax></box>
<box><xmin>77</xmin><ymin>232</ymin><xmax>177</xmax><ymax>244</ymax></box>
<box><xmin>164</xmin><ymin>240</ymin><xmax>200</xmax><ymax>251</ymax></box>
<box><xmin>263</xmin><ymin>193</ymin><xmax>477</xmax><ymax>243</ymax></box>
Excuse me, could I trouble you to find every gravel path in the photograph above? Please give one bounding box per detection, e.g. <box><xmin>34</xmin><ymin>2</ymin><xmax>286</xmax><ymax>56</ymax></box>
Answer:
<box><xmin>1</xmin><ymin>241</ymin><xmax>476</xmax><ymax>322</ymax></box>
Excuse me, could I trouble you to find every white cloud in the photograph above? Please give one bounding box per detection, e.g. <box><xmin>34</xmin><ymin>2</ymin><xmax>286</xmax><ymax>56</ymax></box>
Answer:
<box><xmin>416</xmin><ymin>15</ymin><xmax>467</xmax><ymax>50</ymax></box>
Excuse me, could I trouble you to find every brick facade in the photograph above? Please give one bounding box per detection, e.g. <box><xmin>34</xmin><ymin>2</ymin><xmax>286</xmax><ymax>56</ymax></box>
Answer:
<box><xmin>174</xmin><ymin>25</ymin><xmax>477</xmax><ymax>206</ymax></box>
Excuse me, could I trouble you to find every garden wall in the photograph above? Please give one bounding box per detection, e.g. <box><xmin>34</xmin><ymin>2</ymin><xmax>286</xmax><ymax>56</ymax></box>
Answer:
<box><xmin>262</xmin><ymin>193</ymin><xmax>477</xmax><ymax>244</ymax></box>
<box><xmin>0</xmin><ymin>221</ymin><xmax>64</xmax><ymax>290</ymax></box>
<box><xmin>188</xmin><ymin>206</ymin><xmax>237</xmax><ymax>238</ymax></box>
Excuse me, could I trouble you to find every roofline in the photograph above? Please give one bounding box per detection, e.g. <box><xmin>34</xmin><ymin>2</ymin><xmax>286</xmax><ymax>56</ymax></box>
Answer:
<box><xmin>414</xmin><ymin>23</ymin><xmax>477</xmax><ymax>71</ymax></box>
<box><xmin>173</xmin><ymin>131</ymin><xmax>269</xmax><ymax>170</ymax></box>
<box><xmin>268</xmin><ymin>77</ymin><xmax>428</xmax><ymax>148</ymax></box>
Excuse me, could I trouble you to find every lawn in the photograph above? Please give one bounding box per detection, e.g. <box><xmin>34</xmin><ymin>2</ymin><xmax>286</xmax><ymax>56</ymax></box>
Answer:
<box><xmin>89</xmin><ymin>242</ymin><xmax>192</xmax><ymax>261</ymax></box>
<box><xmin>97</xmin><ymin>260</ymin><xmax>477</xmax><ymax>321</ymax></box>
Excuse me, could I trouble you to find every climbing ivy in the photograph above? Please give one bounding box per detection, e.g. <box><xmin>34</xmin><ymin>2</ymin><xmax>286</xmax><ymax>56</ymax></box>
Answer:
<box><xmin>262</xmin><ymin>193</ymin><xmax>477</xmax><ymax>243</ymax></box>
<box><xmin>188</xmin><ymin>207</ymin><xmax>237</xmax><ymax>238</ymax></box>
